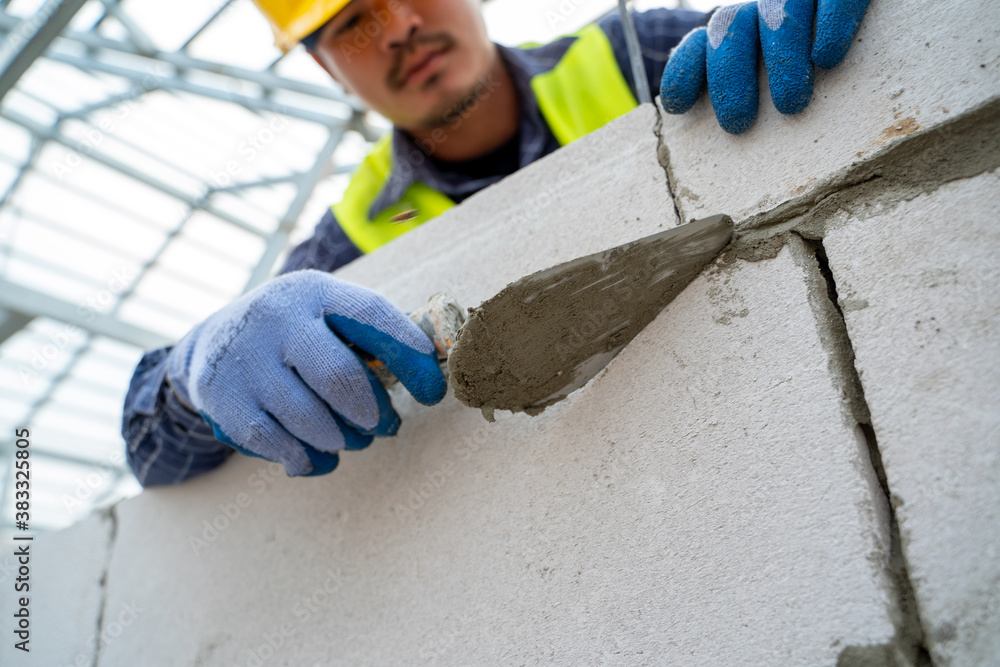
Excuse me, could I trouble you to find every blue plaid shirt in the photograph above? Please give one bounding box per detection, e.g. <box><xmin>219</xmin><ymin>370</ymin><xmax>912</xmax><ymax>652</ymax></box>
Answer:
<box><xmin>122</xmin><ymin>8</ymin><xmax>710</xmax><ymax>486</ymax></box>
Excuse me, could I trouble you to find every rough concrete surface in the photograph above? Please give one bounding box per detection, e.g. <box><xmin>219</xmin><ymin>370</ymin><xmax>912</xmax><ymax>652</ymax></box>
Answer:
<box><xmin>823</xmin><ymin>170</ymin><xmax>1000</xmax><ymax>666</ymax></box>
<box><xmin>95</xmin><ymin>242</ymin><xmax>901</xmax><ymax>666</ymax></box>
<box><xmin>0</xmin><ymin>510</ymin><xmax>114</xmax><ymax>667</ymax></box>
<box><xmin>658</xmin><ymin>0</ymin><xmax>1000</xmax><ymax>225</ymax></box>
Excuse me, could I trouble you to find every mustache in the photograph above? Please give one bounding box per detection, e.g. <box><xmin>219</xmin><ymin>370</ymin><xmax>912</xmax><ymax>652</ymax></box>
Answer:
<box><xmin>387</xmin><ymin>33</ymin><xmax>457</xmax><ymax>91</ymax></box>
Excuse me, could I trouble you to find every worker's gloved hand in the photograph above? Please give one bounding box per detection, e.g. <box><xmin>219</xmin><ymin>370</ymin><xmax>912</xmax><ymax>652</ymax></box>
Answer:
<box><xmin>660</xmin><ymin>0</ymin><xmax>871</xmax><ymax>134</ymax></box>
<box><xmin>166</xmin><ymin>270</ymin><xmax>447</xmax><ymax>477</ymax></box>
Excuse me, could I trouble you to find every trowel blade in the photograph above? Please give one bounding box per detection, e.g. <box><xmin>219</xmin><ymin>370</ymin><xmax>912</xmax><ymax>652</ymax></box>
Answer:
<box><xmin>447</xmin><ymin>214</ymin><xmax>733</xmax><ymax>421</ymax></box>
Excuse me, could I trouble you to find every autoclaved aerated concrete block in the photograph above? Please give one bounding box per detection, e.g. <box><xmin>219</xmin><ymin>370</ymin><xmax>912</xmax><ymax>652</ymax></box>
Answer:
<box><xmin>0</xmin><ymin>510</ymin><xmax>114</xmax><ymax>667</ymax></box>
<box><xmin>658</xmin><ymin>0</ymin><xmax>1000</xmax><ymax>224</ymax></box>
<box><xmin>94</xmin><ymin>235</ymin><xmax>904</xmax><ymax>666</ymax></box>
<box><xmin>823</xmin><ymin>170</ymin><xmax>1000</xmax><ymax>666</ymax></box>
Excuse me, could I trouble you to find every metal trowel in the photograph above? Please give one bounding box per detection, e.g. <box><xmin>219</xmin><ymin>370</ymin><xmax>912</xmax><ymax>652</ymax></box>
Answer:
<box><xmin>365</xmin><ymin>214</ymin><xmax>733</xmax><ymax>421</ymax></box>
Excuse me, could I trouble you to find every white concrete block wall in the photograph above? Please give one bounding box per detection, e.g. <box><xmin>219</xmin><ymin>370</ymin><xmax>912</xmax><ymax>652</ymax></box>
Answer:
<box><xmin>658</xmin><ymin>0</ymin><xmax>1000</xmax><ymax>225</ymax></box>
<box><xmin>16</xmin><ymin>1</ymin><xmax>1000</xmax><ymax>664</ymax></box>
<box><xmin>95</xmin><ymin>241</ymin><xmax>900</xmax><ymax>667</ymax></box>
<box><xmin>656</xmin><ymin>0</ymin><xmax>1000</xmax><ymax>661</ymax></box>
<box><xmin>824</xmin><ymin>171</ymin><xmax>1000</xmax><ymax>666</ymax></box>
<box><xmin>0</xmin><ymin>510</ymin><xmax>114</xmax><ymax>667</ymax></box>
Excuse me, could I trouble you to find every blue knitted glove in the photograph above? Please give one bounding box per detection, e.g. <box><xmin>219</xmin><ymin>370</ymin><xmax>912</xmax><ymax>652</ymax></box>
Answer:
<box><xmin>660</xmin><ymin>0</ymin><xmax>871</xmax><ymax>134</ymax></box>
<box><xmin>166</xmin><ymin>270</ymin><xmax>447</xmax><ymax>477</ymax></box>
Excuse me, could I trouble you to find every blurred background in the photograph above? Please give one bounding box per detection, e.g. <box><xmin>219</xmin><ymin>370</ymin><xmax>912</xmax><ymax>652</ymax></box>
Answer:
<box><xmin>0</xmin><ymin>0</ymin><xmax>714</xmax><ymax>541</ymax></box>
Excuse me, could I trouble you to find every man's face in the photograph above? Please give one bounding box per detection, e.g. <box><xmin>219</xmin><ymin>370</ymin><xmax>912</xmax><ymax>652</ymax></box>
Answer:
<box><xmin>312</xmin><ymin>0</ymin><xmax>495</xmax><ymax>131</ymax></box>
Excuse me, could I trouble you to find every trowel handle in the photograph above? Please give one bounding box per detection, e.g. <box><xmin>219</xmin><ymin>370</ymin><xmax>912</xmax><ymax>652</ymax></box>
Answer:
<box><xmin>350</xmin><ymin>292</ymin><xmax>465</xmax><ymax>387</ymax></box>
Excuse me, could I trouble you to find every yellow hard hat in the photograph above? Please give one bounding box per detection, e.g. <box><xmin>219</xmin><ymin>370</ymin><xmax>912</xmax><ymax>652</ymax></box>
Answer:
<box><xmin>252</xmin><ymin>0</ymin><xmax>353</xmax><ymax>52</ymax></box>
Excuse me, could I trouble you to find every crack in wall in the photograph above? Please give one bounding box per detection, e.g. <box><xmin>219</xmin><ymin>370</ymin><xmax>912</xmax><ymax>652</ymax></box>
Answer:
<box><xmin>653</xmin><ymin>109</ymin><xmax>685</xmax><ymax>228</ymax></box>
<box><xmin>646</xmin><ymin>94</ymin><xmax>999</xmax><ymax>665</ymax></box>
<box><xmin>855</xmin><ymin>422</ymin><xmax>934</xmax><ymax>667</ymax></box>
<box><xmin>92</xmin><ymin>504</ymin><xmax>119</xmax><ymax>667</ymax></box>
<box><xmin>796</xmin><ymin>236</ymin><xmax>934</xmax><ymax>667</ymax></box>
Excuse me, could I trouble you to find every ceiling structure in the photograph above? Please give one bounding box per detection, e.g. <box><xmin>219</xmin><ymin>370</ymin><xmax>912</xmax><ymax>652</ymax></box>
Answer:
<box><xmin>0</xmin><ymin>0</ymin><xmax>381</xmax><ymax>539</ymax></box>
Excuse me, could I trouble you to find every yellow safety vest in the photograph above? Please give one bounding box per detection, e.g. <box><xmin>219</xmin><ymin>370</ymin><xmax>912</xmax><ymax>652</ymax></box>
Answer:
<box><xmin>332</xmin><ymin>23</ymin><xmax>638</xmax><ymax>254</ymax></box>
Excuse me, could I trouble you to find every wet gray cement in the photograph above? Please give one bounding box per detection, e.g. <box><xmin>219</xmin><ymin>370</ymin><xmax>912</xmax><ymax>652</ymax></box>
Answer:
<box><xmin>448</xmin><ymin>215</ymin><xmax>732</xmax><ymax>421</ymax></box>
<box><xmin>728</xmin><ymin>98</ymin><xmax>1000</xmax><ymax>263</ymax></box>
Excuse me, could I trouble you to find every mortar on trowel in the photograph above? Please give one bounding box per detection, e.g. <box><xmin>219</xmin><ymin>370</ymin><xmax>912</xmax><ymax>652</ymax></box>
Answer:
<box><xmin>359</xmin><ymin>214</ymin><xmax>734</xmax><ymax>422</ymax></box>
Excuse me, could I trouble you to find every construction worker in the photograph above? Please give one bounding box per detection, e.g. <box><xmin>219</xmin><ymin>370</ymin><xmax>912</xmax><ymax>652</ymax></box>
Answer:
<box><xmin>122</xmin><ymin>0</ymin><xmax>869</xmax><ymax>484</ymax></box>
